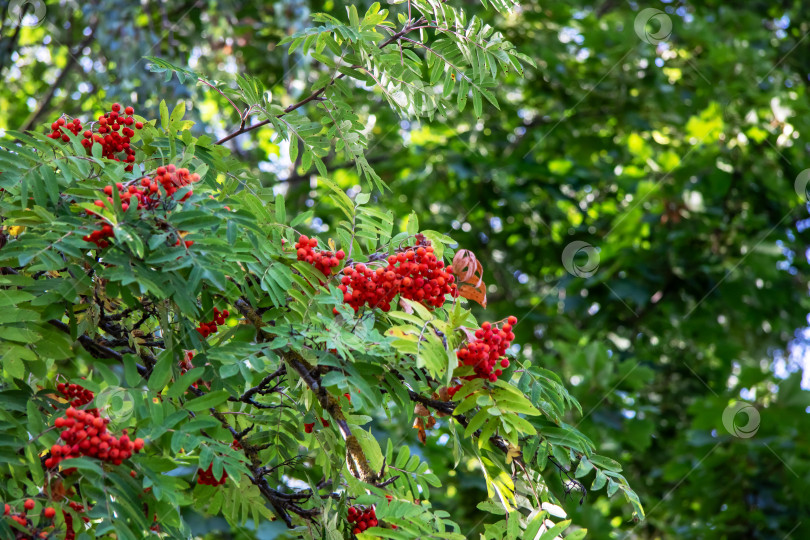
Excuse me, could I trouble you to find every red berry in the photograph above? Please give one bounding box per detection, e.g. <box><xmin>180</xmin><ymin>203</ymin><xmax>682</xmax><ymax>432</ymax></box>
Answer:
<box><xmin>44</xmin><ymin>507</ymin><xmax>56</xmax><ymax>519</ymax></box>
<box><xmin>23</xmin><ymin>499</ymin><xmax>35</xmax><ymax>511</ymax></box>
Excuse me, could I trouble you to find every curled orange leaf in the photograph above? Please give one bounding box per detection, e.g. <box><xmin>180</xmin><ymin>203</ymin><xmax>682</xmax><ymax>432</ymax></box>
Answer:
<box><xmin>452</xmin><ymin>249</ymin><xmax>487</xmax><ymax>307</ymax></box>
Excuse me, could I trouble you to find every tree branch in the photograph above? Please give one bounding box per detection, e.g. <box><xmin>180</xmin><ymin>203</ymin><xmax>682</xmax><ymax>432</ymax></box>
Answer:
<box><xmin>214</xmin><ymin>19</ymin><xmax>422</xmax><ymax>146</ymax></box>
<box><xmin>20</xmin><ymin>22</ymin><xmax>98</xmax><ymax>132</ymax></box>
<box><xmin>233</xmin><ymin>298</ymin><xmax>382</xmax><ymax>484</ymax></box>
<box><xmin>47</xmin><ymin>319</ymin><xmax>148</xmax><ymax>376</ymax></box>
<box><xmin>407</xmin><ymin>389</ymin><xmax>513</xmax><ymax>457</ymax></box>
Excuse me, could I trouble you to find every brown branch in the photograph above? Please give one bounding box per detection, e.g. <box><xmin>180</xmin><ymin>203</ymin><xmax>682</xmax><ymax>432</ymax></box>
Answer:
<box><xmin>595</xmin><ymin>0</ymin><xmax>621</xmax><ymax>19</ymax></box>
<box><xmin>214</xmin><ymin>81</ymin><xmax>335</xmax><ymax>145</ymax></box>
<box><xmin>20</xmin><ymin>22</ymin><xmax>98</xmax><ymax>132</ymax></box>
<box><xmin>214</xmin><ymin>19</ymin><xmax>423</xmax><ymax>146</ymax></box>
<box><xmin>187</xmin><ymin>385</ymin><xmax>317</xmax><ymax>527</ymax></box>
<box><xmin>47</xmin><ymin>319</ymin><xmax>148</xmax><ymax>376</ymax></box>
<box><xmin>97</xmin><ymin>317</ymin><xmax>157</xmax><ymax>370</ymax></box>
<box><xmin>407</xmin><ymin>389</ymin><xmax>513</xmax><ymax>457</ymax></box>
<box><xmin>228</xmin><ymin>365</ymin><xmax>287</xmax><ymax>408</ymax></box>
<box><xmin>233</xmin><ymin>298</ymin><xmax>381</xmax><ymax>484</ymax></box>
<box><xmin>0</xmin><ymin>4</ymin><xmax>28</xmax><ymax>74</ymax></box>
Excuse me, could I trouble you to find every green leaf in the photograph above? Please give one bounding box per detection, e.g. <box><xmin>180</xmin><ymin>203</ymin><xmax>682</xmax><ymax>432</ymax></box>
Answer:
<box><xmin>170</xmin><ymin>102</ymin><xmax>186</xmax><ymax>126</ymax></box>
<box><xmin>148</xmin><ymin>351</ymin><xmax>174</xmax><ymax>393</ymax></box>
<box><xmin>575</xmin><ymin>458</ymin><xmax>594</xmax><ymax>478</ymax></box>
<box><xmin>589</xmin><ymin>454</ymin><xmax>622</xmax><ymax>472</ymax></box>
<box><xmin>539</xmin><ymin>519</ymin><xmax>571</xmax><ymax>540</ymax></box>
<box><xmin>354</xmin><ymin>428</ymin><xmax>384</xmax><ymax>472</ymax></box>
<box><xmin>167</xmin><ymin>367</ymin><xmax>206</xmax><ymax>398</ymax></box>
<box><xmin>592</xmin><ymin>470</ymin><xmax>607</xmax><ymax>491</ymax></box>
<box><xmin>184</xmin><ymin>390</ymin><xmax>231</xmax><ymax>412</ymax></box>
<box><xmin>275</xmin><ymin>194</ymin><xmax>286</xmax><ymax>224</ymax></box>
<box><xmin>160</xmin><ymin>100</ymin><xmax>169</xmax><ymax>131</ymax></box>
<box><xmin>464</xmin><ymin>408</ymin><xmax>490</xmax><ymax>437</ymax></box>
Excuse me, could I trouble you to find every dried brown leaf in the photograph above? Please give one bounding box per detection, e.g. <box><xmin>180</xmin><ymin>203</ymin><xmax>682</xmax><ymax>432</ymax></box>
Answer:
<box><xmin>459</xmin><ymin>282</ymin><xmax>487</xmax><ymax>308</ymax></box>
<box><xmin>452</xmin><ymin>249</ymin><xmax>484</xmax><ymax>286</ymax></box>
<box><xmin>458</xmin><ymin>326</ymin><xmax>478</xmax><ymax>342</ymax></box>
<box><xmin>414</xmin><ymin>403</ymin><xmax>430</xmax><ymax>417</ymax></box>
<box><xmin>399</xmin><ymin>297</ymin><xmax>415</xmax><ymax>314</ymax></box>
<box><xmin>452</xmin><ymin>249</ymin><xmax>487</xmax><ymax>307</ymax></box>
<box><xmin>413</xmin><ymin>417</ymin><xmax>427</xmax><ymax>444</ymax></box>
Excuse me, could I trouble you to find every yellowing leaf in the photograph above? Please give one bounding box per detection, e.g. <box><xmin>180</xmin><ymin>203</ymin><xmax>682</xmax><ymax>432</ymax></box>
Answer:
<box><xmin>506</xmin><ymin>443</ymin><xmax>521</xmax><ymax>465</ymax></box>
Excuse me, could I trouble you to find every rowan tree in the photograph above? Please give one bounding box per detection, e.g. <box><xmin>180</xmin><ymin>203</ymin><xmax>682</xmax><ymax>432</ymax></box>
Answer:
<box><xmin>0</xmin><ymin>1</ymin><xmax>643</xmax><ymax>538</ymax></box>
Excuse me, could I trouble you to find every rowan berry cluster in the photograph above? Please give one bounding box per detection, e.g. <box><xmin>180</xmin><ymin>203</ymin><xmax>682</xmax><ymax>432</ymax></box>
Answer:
<box><xmin>303</xmin><ymin>416</ymin><xmax>331</xmax><ymax>434</ymax></box>
<box><xmin>48</xmin><ymin>406</ymin><xmax>144</xmax><ymax>468</ymax></box>
<box><xmin>295</xmin><ymin>235</ymin><xmax>345</xmax><ymax>277</ymax></box>
<box><xmin>81</xmin><ymin>223</ymin><xmax>115</xmax><ymax>249</ymax></box>
<box><xmin>197</xmin><ymin>463</ymin><xmax>227</xmax><ymax>486</ymax></box>
<box><xmin>448</xmin><ymin>316</ymin><xmax>517</xmax><ymax>398</ymax></box>
<box><xmin>196</xmin><ymin>307</ymin><xmax>229</xmax><ymax>338</ymax></box>
<box><xmin>347</xmin><ymin>505</ymin><xmax>377</xmax><ymax>535</ymax></box>
<box><xmin>338</xmin><ymin>236</ymin><xmax>458</xmax><ymax>313</ymax></box>
<box><xmin>48</xmin><ymin>103</ymin><xmax>144</xmax><ymax>172</ymax></box>
<box><xmin>47</xmin><ymin>117</ymin><xmax>83</xmax><ymax>140</ymax></box>
<box><xmin>2</xmin><ymin>500</ymin><xmax>60</xmax><ymax>539</ymax></box>
<box><xmin>95</xmin><ymin>167</ymin><xmax>201</xmax><ymax>212</ymax></box>
<box><xmin>179</xmin><ymin>350</ymin><xmax>196</xmax><ymax>382</ymax></box>
<box><xmin>83</xmin><ymin>165</ymin><xmax>201</xmax><ymax>248</ymax></box>
<box><xmin>179</xmin><ymin>351</ymin><xmax>209</xmax><ymax>390</ymax></box>
<box><xmin>64</xmin><ymin>501</ymin><xmax>89</xmax><ymax>540</ymax></box>
<box><xmin>5</xmin><ymin>500</ymin><xmax>29</xmax><ymax>528</ymax></box>
<box><xmin>57</xmin><ymin>382</ymin><xmax>94</xmax><ymax>407</ymax></box>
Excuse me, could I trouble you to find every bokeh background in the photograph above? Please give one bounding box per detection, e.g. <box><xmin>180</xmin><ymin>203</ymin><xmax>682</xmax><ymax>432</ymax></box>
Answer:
<box><xmin>3</xmin><ymin>0</ymin><xmax>810</xmax><ymax>538</ymax></box>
